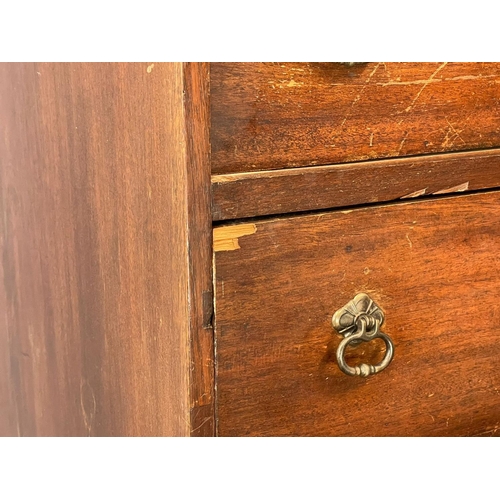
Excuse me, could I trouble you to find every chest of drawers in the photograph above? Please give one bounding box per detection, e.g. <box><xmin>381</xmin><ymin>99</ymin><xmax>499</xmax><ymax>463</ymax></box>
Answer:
<box><xmin>2</xmin><ymin>62</ymin><xmax>500</xmax><ymax>436</ymax></box>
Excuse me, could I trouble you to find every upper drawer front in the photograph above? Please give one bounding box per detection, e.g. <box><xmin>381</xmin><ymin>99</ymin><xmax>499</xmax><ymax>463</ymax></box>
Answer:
<box><xmin>211</xmin><ymin>62</ymin><xmax>500</xmax><ymax>175</ymax></box>
<box><xmin>214</xmin><ymin>191</ymin><xmax>500</xmax><ymax>436</ymax></box>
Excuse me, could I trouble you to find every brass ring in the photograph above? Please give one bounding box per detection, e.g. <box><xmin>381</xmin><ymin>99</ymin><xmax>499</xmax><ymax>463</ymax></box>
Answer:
<box><xmin>335</xmin><ymin>319</ymin><xmax>394</xmax><ymax>377</ymax></box>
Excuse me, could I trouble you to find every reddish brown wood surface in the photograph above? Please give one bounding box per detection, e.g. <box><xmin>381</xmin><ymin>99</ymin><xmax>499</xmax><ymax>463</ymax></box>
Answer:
<box><xmin>214</xmin><ymin>191</ymin><xmax>500</xmax><ymax>436</ymax></box>
<box><xmin>184</xmin><ymin>63</ymin><xmax>215</xmax><ymax>437</ymax></box>
<box><xmin>212</xmin><ymin>148</ymin><xmax>500</xmax><ymax>220</ymax></box>
<box><xmin>211</xmin><ymin>62</ymin><xmax>500</xmax><ymax>174</ymax></box>
<box><xmin>0</xmin><ymin>63</ymin><xmax>214</xmax><ymax>436</ymax></box>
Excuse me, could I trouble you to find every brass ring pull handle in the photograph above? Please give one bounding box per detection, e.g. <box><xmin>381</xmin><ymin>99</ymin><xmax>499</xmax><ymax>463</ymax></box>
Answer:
<box><xmin>332</xmin><ymin>293</ymin><xmax>394</xmax><ymax>377</ymax></box>
<box><xmin>335</xmin><ymin>319</ymin><xmax>394</xmax><ymax>377</ymax></box>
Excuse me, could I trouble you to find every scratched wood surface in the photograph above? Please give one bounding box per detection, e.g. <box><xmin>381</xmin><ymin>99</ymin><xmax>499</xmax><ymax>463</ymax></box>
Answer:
<box><xmin>214</xmin><ymin>191</ymin><xmax>500</xmax><ymax>436</ymax></box>
<box><xmin>211</xmin><ymin>62</ymin><xmax>500</xmax><ymax>174</ymax></box>
<box><xmin>0</xmin><ymin>63</ymin><xmax>214</xmax><ymax>436</ymax></box>
<box><xmin>212</xmin><ymin>148</ymin><xmax>500</xmax><ymax>220</ymax></box>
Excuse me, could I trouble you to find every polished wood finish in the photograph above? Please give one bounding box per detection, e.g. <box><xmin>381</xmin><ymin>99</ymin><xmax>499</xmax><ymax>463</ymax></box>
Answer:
<box><xmin>212</xmin><ymin>149</ymin><xmax>500</xmax><ymax>220</ymax></box>
<box><xmin>211</xmin><ymin>62</ymin><xmax>500</xmax><ymax>174</ymax></box>
<box><xmin>0</xmin><ymin>63</ymin><xmax>214</xmax><ymax>436</ymax></box>
<box><xmin>214</xmin><ymin>191</ymin><xmax>500</xmax><ymax>436</ymax></box>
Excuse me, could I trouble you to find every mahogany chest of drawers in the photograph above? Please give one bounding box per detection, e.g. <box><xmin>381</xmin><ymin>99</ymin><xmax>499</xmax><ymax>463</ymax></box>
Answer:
<box><xmin>2</xmin><ymin>62</ymin><xmax>500</xmax><ymax>436</ymax></box>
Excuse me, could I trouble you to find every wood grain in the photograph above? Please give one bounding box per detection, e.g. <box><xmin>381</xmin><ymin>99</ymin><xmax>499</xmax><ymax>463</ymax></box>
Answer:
<box><xmin>0</xmin><ymin>63</ymin><xmax>214</xmax><ymax>436</ymax></box>
<box><xmin>184</xmin><ymin>63</ymin><xmax>215</xmax><ymax>437</ymax></box>
<box><xmin>212</xmin><ymin>148</ymin><xmax>500</xmax><ymax>220</ymax></box>
<box><xmin>211</xmin><ymin>62</ymin><xmax>500</xmax><ymax>174</ymax></box>
<box><xmin>214</xmin><ymin>191</ymin><xmax>500</xmax><ymax>436</ymax></box>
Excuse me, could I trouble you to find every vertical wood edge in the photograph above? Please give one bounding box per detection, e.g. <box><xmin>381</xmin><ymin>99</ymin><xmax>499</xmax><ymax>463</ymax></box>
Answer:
<box><xmin>183</xmin><ymin>62</ymin><xmax>216</xmax><ymax>436</ymax></box>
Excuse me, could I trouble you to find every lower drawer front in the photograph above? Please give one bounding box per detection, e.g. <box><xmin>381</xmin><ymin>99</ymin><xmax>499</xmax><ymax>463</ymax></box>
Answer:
<box><xmin>214</xmin><ymin>191</ymin><xmax>500</xmax><ymax>436</ymax></box>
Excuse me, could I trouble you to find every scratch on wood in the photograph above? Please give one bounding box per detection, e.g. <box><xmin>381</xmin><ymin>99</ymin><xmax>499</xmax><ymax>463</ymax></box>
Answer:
<box><xmin>366</xmin><ymin>63</ymin><xmax>381</xmax><ymax>81</ymax></box>
<box><xmin>446</xmin><ymin>74</ymin><xmax>499</xmax><ymax>82</ymax></box>
<box><xmin>397</xmin><ymin>131</ymin><xmax>409</xmax><ymax>154</ymax></box>
<box><xmin>404</xmin><ymin>62</ymin><xmax>448</xmax><ymax>113</ymax></box>
<box><xmin>146</xmin><ymin>64</ymin><xmax>155</xmax><ymax>73</ymax></box>
<box><xmin>473</xmin><ymin>424</ymin><xmax>500</xmax><ymax>436</ymax></box>
<box><xmin>80</xmin><ymin>379</ymin><xmax>96</xmax><ymax>436</ymax></box>
<box><xmin>213</xmin><ymin>224</ymin><xmax>257</xmax><ymax>252</ymax></box>
<box><xmin>401</xmin><ymin>188</ymin><xmax>427</xmax><ymax>199</ymax></box>
<box><xmin>433</xmin><ymin>182</ymin><xmax>469</xmax><ymax>195</ymax></box>
<box><xmin>444</xmin><ymin>118</ymin><xmax>466</xmax><ymax>146</ymax></box>
<box><xmin>338</xmin><ymin>63</ymin><xmax>381</xmax><ymax>129</ymax></box>
<box><xmin>406</xmin><ymin>234</ymin><xmax>413</xmax><ymax>249</ymax></box>
<box><xmin>380</xmin><ymin>73</ymin><xmax>498</xmax><ymax>87</ymax></box>
<box><xmin>440</xmin><ymin>127</ymin><xmax>454</xmax><ymax>148</ymax></box>
<box><xmin>191</xmin><ymin>416</ymin><xmax>212</xmax><ymax>434</ymax></box>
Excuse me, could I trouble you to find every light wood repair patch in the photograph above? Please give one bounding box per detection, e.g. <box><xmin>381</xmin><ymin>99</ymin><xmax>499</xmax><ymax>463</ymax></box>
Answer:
<box><xmin>213</xmin><ymin>224</ymin><xmax>257</xmax><ymax>252</ymax></box>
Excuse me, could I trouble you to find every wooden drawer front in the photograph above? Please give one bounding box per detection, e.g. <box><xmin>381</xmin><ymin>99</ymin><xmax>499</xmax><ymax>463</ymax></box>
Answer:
<box><xmin>211</xmin><ymin>62</ymin><xmax>500</xmax><ymax>175</ymax></box>
<box><xmin>214</xmin><ymin>191</ymin><xmax>500</xmax><ymax>436</ymax></box>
